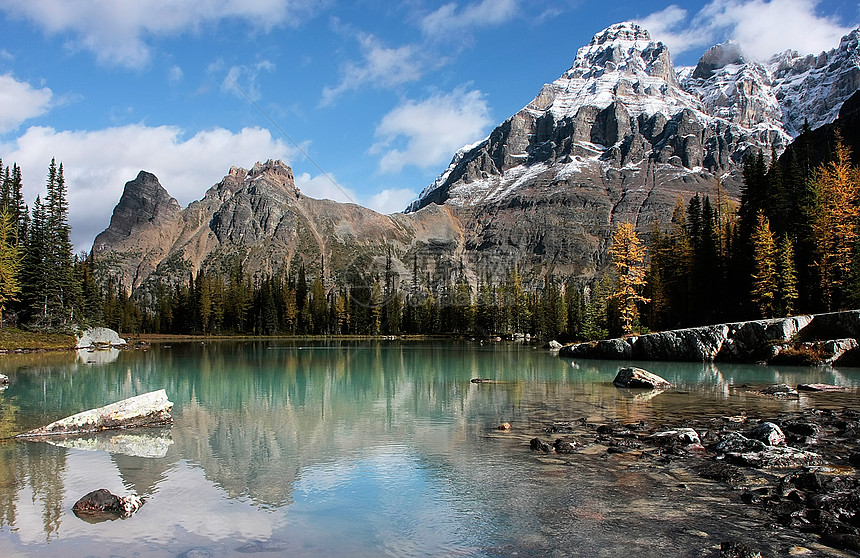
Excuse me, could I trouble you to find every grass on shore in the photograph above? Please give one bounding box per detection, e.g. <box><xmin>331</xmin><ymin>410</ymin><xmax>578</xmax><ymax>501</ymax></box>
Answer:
<box><xmin>0</xmin><ymin>327</ymin><xmax>77</xmax><ymax>351</ymax></box>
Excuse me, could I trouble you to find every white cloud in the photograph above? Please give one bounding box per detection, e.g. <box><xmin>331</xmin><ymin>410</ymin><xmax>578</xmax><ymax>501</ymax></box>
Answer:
<box><xmin>639</xmin><ymin>0</ymin><xmax>855</xmax><ymax>60</ymax></box>
<box><xmin>420</xmin><ymin>0</ymin><xmax>520</xmax><ymax>36</ymax></box>
<box><xmin>222</xmin><ymin>60</ymin><xmax>276</xmax><ymax>100</ymax></box>
<box><xmin>365</xmin><ymin>188</ymin><xmax>417</xmax><ymax>214</ymax></box>
<box><xmin>294</xmin><ymin>173</ymin><xmax>415</xmax><ymax>214</ymax></box>
<box><xmin>168</xmin><ymin>65</ymin><xmax>183</xmax><ymax>84</ymax></box>
<box><xmin>0</xmin><ymin>74</ymin><xmax>53</xmax><ymax>132</ymax></box>
<box><xmin>321</xmin><ymin>34</ymin><xmax>423</xmax><ymax>106</ymax></box>
<box><xmin>695</xmin><ymin>0</ymin><xmax>853</xmax><ymax>60</ymax></box>
<box><xmin>634</xmin><ymin>5</ymin><xmax>709</xmax><ymax>56</ymax></box>
<box><xmin>294</xmin><ymin>171</ymin><xmax>359</xmax><ymax>205</ymax></box>
<box><xmin>372</xmin><ymin>88</ymin><xmax>491</xmax><ymax>174</ymax></box>
<box><xmin>0</xmin><ymin>0</ymin><xmax>322</xmax><ymax>69</ymax></box>
<box><xmin>0</xmin><ymin>125</ymin><xmax>294</xmax><ymax>251</ymax></box>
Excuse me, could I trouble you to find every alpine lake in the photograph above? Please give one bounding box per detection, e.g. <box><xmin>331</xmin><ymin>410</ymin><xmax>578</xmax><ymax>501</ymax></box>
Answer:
<box><xmin>0</xmin><ymin>340</ymin><xmax>858</xmax><ymax>557</ymax></box>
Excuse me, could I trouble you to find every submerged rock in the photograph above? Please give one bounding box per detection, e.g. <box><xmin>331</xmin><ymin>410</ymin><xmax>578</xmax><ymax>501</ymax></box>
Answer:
<box><xmin>759</xmin><ymin>384</ymin><xmax>798</xmax><ymax>398</ymax></box>
<box><xmin>651</xmin><ymin>428</ymin><xmax>701</xmax><ymax>446</ymax></box>
<box><xmin>797</xmin><ymin>383</ymin><xmax>846</xmax><ymax>392</ymax></box>
<box><xmin>530</xmin><ymin>437</ymin><xmax>553</xmax><ymax>453</ymax></box>
<box><xmin>613</xmin><ymin>367</ymin><xmax>671</xmax><ymax>389</ymax></box>
<box><xmin>16</xmin><ymin>389</ymin><xmax>173</xmax><ymax>437</ymax></box>
<box><xmin>720</xmin><ymin>541</ymin><xmax>761</xmax><ymax>558</ymax></box>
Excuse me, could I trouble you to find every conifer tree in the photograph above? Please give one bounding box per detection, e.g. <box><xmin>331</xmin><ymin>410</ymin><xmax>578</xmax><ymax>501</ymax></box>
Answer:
<box><xmin>608</xmin><ymin>222</ymin><xmax>649</xmax><ymax>335</ymax></box>
<box><xmin>776</xmin><ymin>233</ymin><xmax>798</xmax><ymax>317</ymax></box>
<box><xmin>0</xmin><ymin>210</ymin><xmax>21</xmax><ymax>326</ymax></box>
<box><xmin>21</xmin><ymin>196</ymin><xmax>49</xmax><ymax>323</ymax></box>
<box><xmin>751</xmin><ymin>212</ymin><xmax>778</xmax><ymax>317</ymax></box>
<box><xmin>809</xmin><ymin>136</ymin><xmax>860</xmax><ymax>310</ymax></box>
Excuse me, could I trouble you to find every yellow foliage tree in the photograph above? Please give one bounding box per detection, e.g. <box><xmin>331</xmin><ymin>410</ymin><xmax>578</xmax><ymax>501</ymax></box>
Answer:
<box><xmin>0</xmin><ymin>210</ymin><xmax>21</xmax><ymax>327</ymax></box>
<box><xmin>809</xmin><ymin>136</ymin><xmax>860</xmax><ymax>310</ymax></box>
<box><xmin>751</xmin><ymin>211</ymin><xmax>777</xmax><ymax>317</ymax></box>
<box><xmin>609</xmin><ymin>221</ymin><xmax>650</xmax><ymax>335</ymax></box>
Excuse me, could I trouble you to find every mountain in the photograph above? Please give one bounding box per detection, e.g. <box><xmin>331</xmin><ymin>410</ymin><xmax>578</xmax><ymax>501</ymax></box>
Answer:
<box><xmin>94</xmin><ymin>160</ymin><xmax>466</xmax><ymax>291</ymax></box>
<box><xmin>93</xmin><ymin>22</ymin><xmax>860</xmax><ymax>292</ymax></box>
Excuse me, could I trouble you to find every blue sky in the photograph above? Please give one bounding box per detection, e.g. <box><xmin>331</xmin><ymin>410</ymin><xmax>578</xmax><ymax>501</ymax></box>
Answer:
<box><xmin>0</xmin><ymin>0</ymin><xmax>857</xmax><ymax>250</ymax></box>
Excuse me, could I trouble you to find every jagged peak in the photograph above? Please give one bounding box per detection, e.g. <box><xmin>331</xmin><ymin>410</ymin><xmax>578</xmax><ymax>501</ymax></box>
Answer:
<box><xmin>561</xmin><ymin>21</ymin><xmax>675</xmax><ymax>86</ymax></box>
<box><xmin>247</xmin><ymin>159</ymin><xmax>293</xmax><ymax>181</ymax></box>
<box><xmin>589</xmin><ymin>22</ymin><xmax>651</xmax><ymax>46</ymax></box>
<box><xmin>692</xmin><ymin>41</ymin><xmax>746</xmax><ymax>79</ymax></box>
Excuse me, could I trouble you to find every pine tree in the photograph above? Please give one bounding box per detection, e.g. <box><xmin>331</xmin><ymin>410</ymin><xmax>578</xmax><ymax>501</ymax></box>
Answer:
<box><xmin>608</xmin><ymin>222</ymin><xmax>650</xmax><ymax>335</ymax></box>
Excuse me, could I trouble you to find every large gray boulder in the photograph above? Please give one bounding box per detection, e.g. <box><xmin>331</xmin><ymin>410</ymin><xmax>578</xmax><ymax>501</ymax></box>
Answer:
<box><xmin>75</xmin><ymin>327</ymin><xmax>126</xmax><ymax>349</ymax></box>
<box><xmin>633</xmin><ymin>325</ymin><xmax>728</xmax><ymax>361</ymax></box>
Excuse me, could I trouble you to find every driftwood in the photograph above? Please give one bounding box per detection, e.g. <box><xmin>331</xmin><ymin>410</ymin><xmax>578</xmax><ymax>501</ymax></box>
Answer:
<box><xmin>15</xmin><ymin>389</ymin><xmax>173</xmax><ymax>438</ymax></box>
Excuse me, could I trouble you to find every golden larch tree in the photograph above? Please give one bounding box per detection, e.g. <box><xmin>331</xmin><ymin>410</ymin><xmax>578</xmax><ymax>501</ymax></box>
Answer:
<box><xmin>751</xmin><ymin>211</ymin><xmax>777</xmax><ymax>317</ymax></box>
<box><xmin>609</xmin><ymin>221</ymin><xmax>650</xmax><ymax>335</ymax></box>
<box><xmin>0</xmin><ymin>210</ymin><xmax>21</xmax><ymax>327</ymax></box>
<box><xmin>809</xmin><ymin>136</ymin><xmax>860</xmax><ymax>309</ymax></box>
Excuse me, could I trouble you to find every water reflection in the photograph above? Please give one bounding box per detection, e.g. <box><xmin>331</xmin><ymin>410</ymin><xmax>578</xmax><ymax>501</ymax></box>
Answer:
<box><xmin>75</xmin><ymin>348</ymin><xmax>121</xmax><ymax>366</ymax></box>
<box><xmin>0</xmin><ymin>341</ymin><xmax>857</xmax><ymax>556</ymax></box>
<box><xmin>39</xmin><ymin>429</ymin><xmax>173</xmax><ymax>458</ymax></box>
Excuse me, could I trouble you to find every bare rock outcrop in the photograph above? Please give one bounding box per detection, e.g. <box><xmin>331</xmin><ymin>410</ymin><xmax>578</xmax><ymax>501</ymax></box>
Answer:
<box><xmin>560</xmin><ymin>310</ymin><xmax>860</xmax><ymax>365</ymax></box>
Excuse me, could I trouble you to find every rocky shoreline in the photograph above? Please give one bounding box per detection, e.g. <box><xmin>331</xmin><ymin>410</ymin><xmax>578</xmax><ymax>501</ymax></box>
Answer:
<box><xmin>559</xmin><ymin>310</ymin><xmax>860</xmax><ymax>365</ymax></box>
<box><xmin>526</xmin><ymin>399</ymin><xmax>860</xmax><ymax>556</ymax></box>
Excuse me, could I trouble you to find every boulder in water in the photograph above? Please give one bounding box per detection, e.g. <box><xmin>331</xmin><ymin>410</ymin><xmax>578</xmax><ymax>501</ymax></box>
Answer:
<box><xmin>613</xmin><ymin>367</ymin><xmax>671</xmax><ymax>389</ymax></box>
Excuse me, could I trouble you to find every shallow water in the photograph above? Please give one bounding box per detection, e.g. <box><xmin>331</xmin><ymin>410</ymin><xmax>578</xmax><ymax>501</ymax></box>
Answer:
<box><xmin>0</xmin><ymin>340</ymin><xmax>858</xmax><ymax>557</ymax></box>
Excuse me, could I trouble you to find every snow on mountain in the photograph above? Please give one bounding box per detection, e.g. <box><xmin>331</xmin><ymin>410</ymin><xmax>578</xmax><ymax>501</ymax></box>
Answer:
<box><xmin>408</xmin><ymin>22</ymin><xmax>860</xmax><ymax>212</ymax></box>
<box><xmin>769</xmin><ymin>28</ymin><xmax>860</xmax><ymax>136</ymax></box>
<box><xmin>534</xmin><ymin>22</ymin><xmax>700</xmax><ymax>121</ymax></box>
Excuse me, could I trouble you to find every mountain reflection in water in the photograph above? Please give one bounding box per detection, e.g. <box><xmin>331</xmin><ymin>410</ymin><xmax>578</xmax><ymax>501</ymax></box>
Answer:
<box><xmin>0</xmin><ymin>340</ymin><xmax>858</xmax><ymax>556</ymax></box>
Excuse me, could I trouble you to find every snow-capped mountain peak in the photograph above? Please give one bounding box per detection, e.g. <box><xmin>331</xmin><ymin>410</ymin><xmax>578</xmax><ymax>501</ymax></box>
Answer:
<box><xmin>407</xmin><ymin>22</ymin><xmax>860</xmax><ymax>214</ymax></box>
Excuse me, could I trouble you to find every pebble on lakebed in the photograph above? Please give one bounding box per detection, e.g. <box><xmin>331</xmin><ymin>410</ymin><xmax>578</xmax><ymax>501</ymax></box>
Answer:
<box><xmin>527</xmin><ymin>406</ymin><xmax>860</xmax><ymax>556</ymax></box>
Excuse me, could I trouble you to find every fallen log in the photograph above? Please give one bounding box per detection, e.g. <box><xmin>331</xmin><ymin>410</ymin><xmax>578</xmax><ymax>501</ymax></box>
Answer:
<box><xmin>15</xmin><ymin>389</ymin><xmax>173</xmax><ymax>438</ymax></box>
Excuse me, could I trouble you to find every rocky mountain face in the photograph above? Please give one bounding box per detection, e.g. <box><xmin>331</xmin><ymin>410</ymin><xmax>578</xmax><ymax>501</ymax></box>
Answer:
<box><xmin>94</xmin><ymin>160</ymin><xmax>466</xmax><ymax>293</ymax></box>
<box><xmin>94</xmin><ymin>22</ymin><xmax>860</xmax><ymax>292</ymax></box>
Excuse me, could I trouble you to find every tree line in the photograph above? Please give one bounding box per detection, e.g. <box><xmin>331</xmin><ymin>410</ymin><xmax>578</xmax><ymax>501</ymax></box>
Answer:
<box><xmin>1</xmin><ymin>126</ymin><xmax>857</xmax><ymax>340</ymax></box>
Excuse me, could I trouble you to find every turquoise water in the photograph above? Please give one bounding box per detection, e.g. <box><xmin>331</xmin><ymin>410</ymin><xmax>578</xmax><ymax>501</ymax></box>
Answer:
<box><xmin>0</xmin><ymin>340</ymin><xmax>858</xmax><ymax>557</ymax></box>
